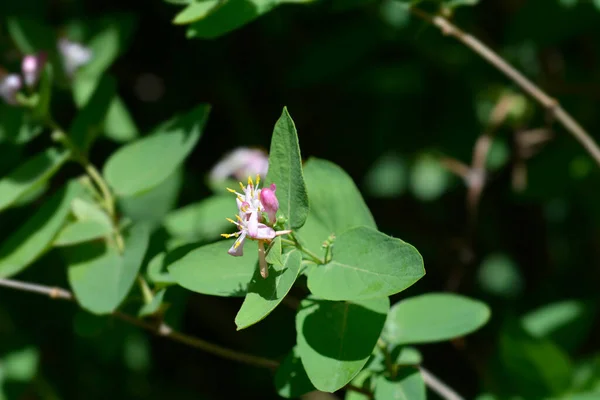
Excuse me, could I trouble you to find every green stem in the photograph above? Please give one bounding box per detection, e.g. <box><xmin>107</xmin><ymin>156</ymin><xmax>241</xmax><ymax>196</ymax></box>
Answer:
<box><xmin>137</xmin><ymin>276</ymin><xmax>154</xmax><ymax>305</ymax></box>
<box><xmin>281</xmin><ymin>238</ymin><xmax>324</xmax><ymax>264</ymax></box>
<box><xmin>377</xmin><ymin>338</ymin><xmax>396</xmax><ymax>378</ymax></box>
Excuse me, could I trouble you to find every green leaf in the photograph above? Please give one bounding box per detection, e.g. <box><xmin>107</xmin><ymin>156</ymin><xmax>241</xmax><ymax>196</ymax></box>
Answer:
<box><xmin>173</xmin><ymin>0</ymin><xmax>222</xmax><ymax>25</ymax></box>
<box><xmin>382</xmin><ymin>293</ymin><xmax>490</xmax><ymax>345</ymax></box>
<box><xmin>70</xmin><ymin>197</ymin><xmax>113</xmax><ymax>228</ymax></box>
<box><xmin>119</xmin><ymin>167</ymin><xmax>183</xmax><ymax>230</ymax></box>
<box><xmin>266</xmin><ymin>107</ymin><xmax>309</xmax><ymax>230</ymax></box>
<box><xmin>146</xmin><ymin>252</ymin><xmax>176</xmax><ymax>286</ymax></box>
<box><xmin>67</xmin><ymin>223</ymin><xmax>151</xmax><ymax>314</ymax></box>
<box><xmin>163</xmin><ymin>194</ymin><xmax>237</xmax><ymax>243</ymax></box>
<box><xmin>495</xmin><ymin>320</ymin><xmax>573</xmax><ymax>397</ymax></box>
<box><xmin>168</xmin><ymin>239</ymin><xmax>258</xmax><ymax>297</ymax></box>
<box><xmin>522</xmin><ymin>299</ymin><xmax>596</xmax><ymax>353</ymax></box>
<box><xmin>0</xmin><ymin>180</ymin><xmax>83</xmax><ymax>278</ymax></box>
<box><xmin>235</xmin><ymin>250</ymin><xmax>301</xmax><ymax>330</ymax></box>
<box><xmin>345</xmin><ymin>369</ymin><xmax>375</xmax><ymax>400</ymax></box>
<box><xmin>1</xmin><ymin>347</ymin><xmax>39</xmax><ymax>382</ymax></box>
<box><xmin>296</xmin><ymin>296</ymin><xmax>389</xmax><ymax>392</ymax></box>
<box><xmin>53</xmin><ymin>220</ymin><xmax>112</xmax><ymax>247</ymax></box>
<box><xmin>78</xmin><ymin>25</ymin><xmax>121</xmax><ymax>78</ymax></box>
<box><xmin>186</xmin><ymin>0</ymin><xmax>314</xmax><ymax>38</ymax></box>
<box><xmin>307</xmin><ymin>226</ymin><xmax>424</xmax><ymax>301</ymax></box>
<box><xmin>373</xmin><ymin>368</ymin><xmax>425</xmax><ymax>400</ymax></box>
<box><xmin>265</xmin><ymin>236</ymin><xmax>283</xmax><ymax>266</ymax></box>
<box><xmin>275</xmin><ymin>346</ymin><xmax>316</xmax><ymax>398</ymax></box>
<box><xmin>32</xmin><ymin>64</ymin><xmax>53</xmax><ymax>121</ymax></box>
<box><xmin>138</xmin><ymin>288</ymin><xmax>167</xmax><ymax>317</ymax></box>
<box><xmin>6</xmin><ymin>17</ymin><xmax>56</xmax><ymax>53</ymax></box>
<box><xmin>298</xmin><ymin>158</ymin><xmax>376</xmax><ymax>252</ymax></box>
<box><xmin>69</xmin><ymin>75</ymin><xmax>117</xmax><ymax>152</ymax></box>
<box><xmin>103</xmin><ymin>104</ymin><xmax>210</xmax><ymax>197</ymax></box>
<box><xmin>73</xmin><ymin>77</ymin><xmax>139</xmax><ymax>143</ymax></box>
<box><xmin>0</xmin><ymin>148</ymin><xmax>70</xmax><ymax>212</ymax></box>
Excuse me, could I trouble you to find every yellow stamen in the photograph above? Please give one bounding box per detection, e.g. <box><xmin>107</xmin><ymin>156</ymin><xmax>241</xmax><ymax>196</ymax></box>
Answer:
<box><xmin>234</xmin><ymin>239</ymin><xmax>242</xmax><ymax>248</ymax></box>
<box><xmin>226</xmin><ymin>218</ymin><xmax>237</xmax><ymax>225</ymax></box>
<box><xmin>248</xmin><ymin>176</ymin><xmax>254</xmax><ymax>187</ymax></box>
<box><xmin>256</xmin><ymin>174</ymin><xmax>260</xmax><ymax>187</ymax></box>
<box><xmin>226</xmin><ymin>187</ymin><xmax>236</xmax><ymax>194</ymax></box>
<box><xmin>239</xmin><ymin>181</ymin><xmax>245</xmax><ymax>191</ymax></box>
<box><xmin>235</xmin><ymin>214</ymin><xmax>243</xmax><ymax>223</ymax></box>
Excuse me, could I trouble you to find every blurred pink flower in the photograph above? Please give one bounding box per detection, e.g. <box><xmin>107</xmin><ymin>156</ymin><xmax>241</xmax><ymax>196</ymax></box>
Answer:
<box><xmin>58</xmin><ymin>38</ymin><xmax>93</xmax><ymax>77</ymax></box>
<box><xmin>0</xmin><ymin>74</ymin><xmax>22</xmax><ymax>105</ymax></box>
<box><xmin>21</xmin><ymin>53</ymin><xmax>47</xmax><ymax>88</ymax></box>
<box><xmin>210</xmin><ymin>147</ymin><xmax>269</xmax><ymax>183</ymax></box>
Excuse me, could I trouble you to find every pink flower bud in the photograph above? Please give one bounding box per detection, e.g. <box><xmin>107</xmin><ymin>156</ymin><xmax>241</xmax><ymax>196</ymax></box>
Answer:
<box><xmin>0</xmin><ymin>74</ymin><xmax>22</xmax><ymax>105</ymax></box>
<box><xmin>21</xmin><ymin>53</ymin><xmax>47</xmax><ymax>88</ymax></box>
<box><xmin>259</xmin><ymin>183</ymin><xmax>279</xmax><ymax>225</ymax></box>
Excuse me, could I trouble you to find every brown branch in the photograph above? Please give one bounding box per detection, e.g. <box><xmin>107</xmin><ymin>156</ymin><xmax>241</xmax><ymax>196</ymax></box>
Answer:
<box><xmin>0</xmin><ymin>278</ymin><xmax>279</xmax><ymax>370</ymax></box>
<box><xmin>410</xmin><ymin>7</ymin><xmax>600</xmax><ymax>167</ymax></box>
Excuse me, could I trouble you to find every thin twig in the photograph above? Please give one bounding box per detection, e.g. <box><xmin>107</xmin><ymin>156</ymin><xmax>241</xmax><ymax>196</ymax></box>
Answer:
<box><xmin>0</xmin><ymin>278</ymin><xmax>279</xmax><ymax>370</ymax></box>
<box><xmin>420</xmin><ymin>366</ymin><xmax>464</xmax><ymax>400</ymax></box>
<box><xmin>410</xmin><ymin>7</ymin><xmax>600</xmax><ymax>167</ymax></box>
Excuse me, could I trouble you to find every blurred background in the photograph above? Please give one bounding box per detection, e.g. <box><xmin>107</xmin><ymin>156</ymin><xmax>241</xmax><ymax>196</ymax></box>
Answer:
<box><xmin>1</xmin><ymin>0</ymin><xmax>600</xmax><ymax>399</ymax></box>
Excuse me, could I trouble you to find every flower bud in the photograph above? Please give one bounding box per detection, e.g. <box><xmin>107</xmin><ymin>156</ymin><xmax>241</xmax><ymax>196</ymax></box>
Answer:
<box><xmin>0</xmin><ymin>74</ymin><xmax>23</xmax><ymax>105</ymax></box>
<box><xmin>21</xmin><ymin>53</ymin><xmax>47</xmax><ymax>88</ymax></box>
<box><xmin>259</xmin><ymin>183</ymin><xmax>279</xmax><ymax>225</ymax></box>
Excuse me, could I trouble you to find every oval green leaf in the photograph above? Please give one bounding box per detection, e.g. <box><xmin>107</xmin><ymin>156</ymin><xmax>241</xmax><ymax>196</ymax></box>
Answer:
<box><xmin>103</xmin><ymin>104</ymin><xmax>210</xmax><ymax>197</ymax></box>
<box><xmin>67</xmin><ymin>223</ymin><xmax>151</xmax><ymax>314</ymax></box>
<box><xmin>307</xmin><ymin>226</ymin><xmax>424</xmax><ymax>301</ymax></box>
<box><xmin>296</xmin><ymin>296</ymin><xmax>389</xmax><ymax>392</ymax></box>
<box><xmin>373</xmin><ymin>368</ymin><xmax>425</xmax><ymax>400</ymax></box>
<box><xmin>235</xmin><ymin>250</ymin><xmax>301</xmax><ymax>330</ymax></box>
<box><xmin>0</xmin><ymin>180</ymin><xmax>83</xmax><ymax>278</ymax></box>
<box><xmin>0</xmin><ymin>148</ymin><xmax>70</xmax><ymax>212</ymax></box>
<box><xmin>266</xmin><ymin>107</ymin><xmax>309</xmax><ymax>230</ymax></box>
<box><xmin>382</xmin><ymin>293</ymin><xmax>491</xmax><ymax>345</ymax></box>
<box><xmin>298</xmin><ymin>158</ymin><xmax>376</xmax><ymax>253</ymax></box>
<box><xmin>168</xmin><ymin>239</ymin><xmax>258</xmax><ymax>297</ymax></box>
<box><xmin>53</xmin><ymin>220</ymin><xmax>112</xmax><ymax>247</ymax></box>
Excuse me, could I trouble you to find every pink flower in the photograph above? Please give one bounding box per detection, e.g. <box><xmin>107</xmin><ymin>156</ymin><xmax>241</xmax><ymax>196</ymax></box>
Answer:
<box><xmin>21</xmin><ymin>53</ymin><xmax>47</xmax><ymax>88</ymax></box>
<box><xmin>0</xmin><ymin>74</ymin><xmax>22</xmax><ymax>105</ymax></box>
<box><xmin>210</xmin><ymin>147</ymin><xmax>269</xmax><ymax>183</ymax></box>
<box><xmin>58</xmin><ymin>38</ymin><xmax>93</xmax><ymax>78</ymax></box>
<box><xmin>259</xmin><ymin>183</ymin><xmax>279</xmax><ymax>224</ymax></box>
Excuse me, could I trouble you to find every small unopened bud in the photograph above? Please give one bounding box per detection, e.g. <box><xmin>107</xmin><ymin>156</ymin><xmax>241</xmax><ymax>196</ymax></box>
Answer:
<box><xmin>259</xmin><ymin>183</ymin><xmax>279</xmax><ymax>225</ymax></box>
<box><xmin>0</xmin><ymin>74</ymin><xmax>23</xmax><ymax>105</ymax></box>
<box><xmin>21</xmin><ymin>53</ymin><xmax>47</xmax><ymax>88</ymax></box>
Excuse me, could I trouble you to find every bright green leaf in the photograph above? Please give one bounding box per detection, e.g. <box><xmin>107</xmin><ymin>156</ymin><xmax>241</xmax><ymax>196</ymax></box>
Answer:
<box><xmin>0</xmin><ymin>148</ymin><xmax>70</xmax><ymax>212</ymax></box>
<box><xmin>173</xmin><ymin>0</ymin><xmax>222</xmax><ymax>24</ymax></box>
<box><xmin>146</xmin><ymin>252</ymin><xmax>176</xmax><ymax>285</ymax></box>
<box><xmin>373</xmin><ymin>368</ymin><xmax>425</xmax><ymax>400</ymax></box>
<box><xmin>67</xmin><ymin>223</ymin><xmax>151</xmax><ymax>314</ymax></box>
<box><xmin>235</xmin><ymin>250</ymin><xmax>301</xmax><ymax>330</ymax></box>
<box><xmin>0</xmin><ymin>180</ymin><xmax>83</xmax><ymax>278</ymax></box>
<box><xmin>382</xmin><ymin>293</ymin><xmax>490</xmax><ymax>345</ymax></box>
<box><xmin>53</xmin><ymin>220</ymin><xmax>112</xmax><ymax>247</ymax></box>
<box><xmin>307</xmin><ymin>226</ymin><xmax>424</xmax><ymax>301</ymax></box>
<box><xmin>275</xmin><ymin>346</ymin><xmax>316</xmax><ymax>398</ymax></box>
<box><xmin>345</xmin><ymin>369</ymin><xmax>375</xmax><ymax>400</ymax></box>
<box><xmin>168</xmin><ymin>239</ymin><xmax>258</xmax><ymax>297</ymax></box>
<box><xmin>70</xmin><ymin>197</ymin><xmax>113</xmax><ymax>228</ymax></box>
<box><xmin>103</xmin><ymin>104</ymin><xmax>210</xmax><ymax>197</ymax></box>
<box><xmin>266</xmin><ymin>107</ymin><xmax>309</xmax><ymax>230</ymax></box>
<box><xmin>296</xmin><ymin>296</ymin><xmax>389</xmax><ymax>392</ymax></box>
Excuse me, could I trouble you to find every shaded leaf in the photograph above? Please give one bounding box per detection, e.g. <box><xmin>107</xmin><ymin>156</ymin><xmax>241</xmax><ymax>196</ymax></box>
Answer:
<box><xmin>275</xmin><ymin>346</ymin><xmax>316</xmax><ymax>398</ymax></box>
<box><xmin>53</xmin><ymin>220</ymin><xmax>112</xmax><ymax>247</ymax></box>
<box><xmin>296</xmin><ymin>296</ymin><xmax>389</xmax><ymax>392</ymax></box>
<box><xmin>373</xmin><ymin>368</ymin><xmax>425</xmax><ymax>400</ymax></box>
<box><xmin>235</xmin><ymin>250</ymin><xmax>301</xmax><ymax>330</ymax></box>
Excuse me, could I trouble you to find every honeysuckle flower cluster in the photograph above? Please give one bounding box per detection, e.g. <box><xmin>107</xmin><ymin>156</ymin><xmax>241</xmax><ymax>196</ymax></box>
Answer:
<box><xmin>222</xmin><ymin>175</ymin><xmax>289</xmax><ymax>278</ymax></box>
<box><xmin>0</xmin><ymin>52</ymin><xmax>47</xmax><ymax>105</ymax></box>
<box><xmin>209</xmin><ymin>147</ymin><xmax>269</xmax><ymax>183</ymax></box>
